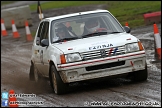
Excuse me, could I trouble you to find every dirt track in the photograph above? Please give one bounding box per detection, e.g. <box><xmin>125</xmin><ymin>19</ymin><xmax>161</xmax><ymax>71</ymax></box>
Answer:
<box><xmin>1</xmin><ymin>3</ymin><xmax>161</xmax><ymax>107</ymax></box>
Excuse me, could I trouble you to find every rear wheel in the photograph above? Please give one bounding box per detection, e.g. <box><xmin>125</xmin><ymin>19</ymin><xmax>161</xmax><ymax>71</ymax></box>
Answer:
<box><xmin>50</xmin><ymin>64</ymin><xmax>68</xmax><ymax>95</ymax></box>
<box><xmin>29</xmin><ymin>62</ymin><xmax>43</xmax><ymax>83</ymax></box>
<box><xmin>34</xmin><ymin>66</ymin><xmax>39</xmax><ymax>82</ymax></box>
<box><xmin>29</xmin><ymin>63</ymin><xmax>34</xmax><ymax>81</ymax></box>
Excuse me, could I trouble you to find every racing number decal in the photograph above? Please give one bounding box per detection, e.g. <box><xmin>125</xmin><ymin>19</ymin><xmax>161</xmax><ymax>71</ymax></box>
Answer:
<box><xmin>40</xmin><ymin>50</ymin><xmax>43</xmax><ymax>64</ymax></box>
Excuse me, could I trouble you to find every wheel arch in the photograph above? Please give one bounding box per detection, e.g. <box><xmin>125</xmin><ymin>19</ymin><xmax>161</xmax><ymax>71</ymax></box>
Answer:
<box><xmin>49</xmin><ymin>60</ymin><xmax>58</xmax><ymax>82</ymax></box>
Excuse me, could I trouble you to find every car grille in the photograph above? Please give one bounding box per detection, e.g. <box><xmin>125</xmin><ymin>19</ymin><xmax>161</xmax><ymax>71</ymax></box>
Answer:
<box><xmin>80</xmin><ymin>46</ymin><xmax>125</xmax><ymax>60</ymax></box>
<box><xmin>86</xmin><ymin>61</ymin><xmax>125</xmax><ymax>71</ymax></box>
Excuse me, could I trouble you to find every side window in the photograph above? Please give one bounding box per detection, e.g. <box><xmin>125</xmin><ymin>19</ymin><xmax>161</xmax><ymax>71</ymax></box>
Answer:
<box><xmin>40</xmin><ymin>21</ymin><xmax>49</xmax><ymax>41</ymax></box>
<box><xmin>36</xmin><ymin>22</ymin><xmax>44</xmax><ymax>45</ymax></box>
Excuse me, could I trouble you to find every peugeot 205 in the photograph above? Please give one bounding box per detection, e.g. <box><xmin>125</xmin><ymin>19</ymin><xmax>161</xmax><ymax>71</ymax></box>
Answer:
<box><xmin>29</xmin><ymin>10</ymin><xmax>147</xmax><ymax>95</ymax></box>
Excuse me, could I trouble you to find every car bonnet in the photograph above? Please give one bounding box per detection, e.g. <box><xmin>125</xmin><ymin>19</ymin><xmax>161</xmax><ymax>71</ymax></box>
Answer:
<box><xmin>52</xmin><ymin>33</ymin><xmax>138</xmax><ymax>54</ymax></box>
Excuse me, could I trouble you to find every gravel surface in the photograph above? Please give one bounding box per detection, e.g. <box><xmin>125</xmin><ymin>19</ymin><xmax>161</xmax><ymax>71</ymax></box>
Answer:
<box><xmin>1</xmin><ymin>2</ymin><xmax>161</xmax><ymax>107</ymax></box>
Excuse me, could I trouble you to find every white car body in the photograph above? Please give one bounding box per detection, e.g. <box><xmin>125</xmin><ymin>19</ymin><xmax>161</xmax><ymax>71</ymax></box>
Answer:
<box><xmin>30</xmin><ymin>9</ymin><xmax>147</xmax><ymax>94</ymax></box>
<box><xmin>54</xmin><ymin>34</ymin><xmax>145</xmax><ymax>83</ymax></box>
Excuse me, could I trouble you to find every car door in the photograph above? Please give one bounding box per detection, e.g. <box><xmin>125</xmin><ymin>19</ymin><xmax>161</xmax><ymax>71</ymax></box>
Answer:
<box><xmin>39</xmin><ymin>21</ymin><xmax>50</xmax><ymax>76</ymax></box>
<box><xmin>33</xmin><ymin>21</ymin><xmax>44</xmax><ymax>75</ymax></box>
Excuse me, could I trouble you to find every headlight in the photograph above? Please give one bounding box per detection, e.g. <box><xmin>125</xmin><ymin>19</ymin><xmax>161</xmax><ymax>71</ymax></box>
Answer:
<box><xmin>65</xmin><ymin>53</ymin><xmax>82</xmax><ymax>63</ymax></box>
<box><xmin>125</xmin><ymin>43</ymin><xmax>139</xmax><ymax>53</ymax></box>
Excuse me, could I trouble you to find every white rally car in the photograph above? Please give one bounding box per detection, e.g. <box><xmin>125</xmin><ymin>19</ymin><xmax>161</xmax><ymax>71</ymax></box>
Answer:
<box><xmin>29</xmin><ymin>9</ymin><xmax>148</xmax><ymax>95</ymax></box>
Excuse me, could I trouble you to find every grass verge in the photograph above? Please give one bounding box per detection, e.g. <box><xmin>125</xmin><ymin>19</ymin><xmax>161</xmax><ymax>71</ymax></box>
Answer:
<box><xmin>1</xmin><ymin>1</ymin><xmax>18</xmax><ymax>5</ymax></box>
<box><xmin>29</xmin><ymin>1</ymin><xmax>160</xmax><ymax>28</ymax></box>
<box><xmin>2</xmin><ymin>1</ymin><xmax>161</xmax><ymax>29</ymax></box>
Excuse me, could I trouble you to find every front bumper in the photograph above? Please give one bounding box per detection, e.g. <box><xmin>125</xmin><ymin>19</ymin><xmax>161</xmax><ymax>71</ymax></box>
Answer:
<box><xmin>57</xmin><ymin>51</ymin><xmax>146</xmax><ymax>83</ymax></box>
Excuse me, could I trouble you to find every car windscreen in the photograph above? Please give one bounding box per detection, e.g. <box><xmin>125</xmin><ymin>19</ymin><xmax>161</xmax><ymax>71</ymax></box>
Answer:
<box><xmin>50</xmin><ymin>12</ymin><xmax>125</xmax><ymax>43</ymax></box>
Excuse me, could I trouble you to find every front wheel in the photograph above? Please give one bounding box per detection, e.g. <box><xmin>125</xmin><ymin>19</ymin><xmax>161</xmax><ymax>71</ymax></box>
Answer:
<box><xmin>50</xmin><ymin>65</ymin><xmax>68</xmax><ymax>95</ymax></box>
<box><xmin>131</xmin><ymin>64</ymin><xmax>148</xmax><ymax>82</ymax></box>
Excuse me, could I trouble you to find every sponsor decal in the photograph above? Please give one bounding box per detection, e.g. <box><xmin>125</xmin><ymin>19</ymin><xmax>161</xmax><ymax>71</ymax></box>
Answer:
<box><xmin>89</xmin><ymin>44</ymin><xmax>113</xmax><ymax>50</ymax></box>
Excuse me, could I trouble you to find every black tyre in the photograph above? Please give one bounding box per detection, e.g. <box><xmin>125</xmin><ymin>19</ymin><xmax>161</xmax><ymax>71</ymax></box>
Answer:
<box><xmin>29</xmin><ymin>62</ymin><xmax>43</xmax><ymax>83</ymax></box>
<box><xmin>131</xmin><ymin>63</ymin><xmax>148</xmax><ymax>82</ymax></box>
<box><xmin>50</xmin><ymin>65</ymin><xmax>68</xmax><ymax>95</ymax></box>
<box><xmin>29</xmin><ymin>62</ymin><xmax>34</xmax><ymax>81</ymax></box>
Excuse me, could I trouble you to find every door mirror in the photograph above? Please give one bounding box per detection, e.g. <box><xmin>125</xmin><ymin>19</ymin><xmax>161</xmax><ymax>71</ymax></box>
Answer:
<box><xmin>41</xmin><ymin>39</ymin><xmax>49</xmax><ymax>47</ymax></box>
<box><xmin>123</xmin><ymin>26</ymin><xmax>131</xmax><ymax>33</ymax></box>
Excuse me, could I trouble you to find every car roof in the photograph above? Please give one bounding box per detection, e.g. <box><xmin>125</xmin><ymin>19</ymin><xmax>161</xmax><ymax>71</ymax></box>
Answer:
<box><xmin>43</xmin><ymin>9</ymin><xmax>109</xmax><ymax>22</ymax></box>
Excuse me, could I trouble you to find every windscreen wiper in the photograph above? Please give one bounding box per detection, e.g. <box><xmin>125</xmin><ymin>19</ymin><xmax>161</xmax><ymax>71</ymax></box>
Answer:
<box><xmin>53</xmin><ymin>37</ymin><xmax>79</xmax><ymax>43</ymax></box>
<box><xmin>108</xmin><ymin>32</ymin><xmax>122</xmax><ymax>34</ymax></box>
<box><xmin>82</xmin><ymin>32</ymin><xmax>108</xmax><ymax>38</ymax></box>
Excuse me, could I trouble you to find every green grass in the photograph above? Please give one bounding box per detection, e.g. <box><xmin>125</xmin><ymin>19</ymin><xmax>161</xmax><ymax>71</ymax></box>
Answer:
<box><xmin>31</xmin><ymin>31</ymin><xmax>36</xmax><ymax>38</ymax></box>
<box><xmin>1</xmin><ymin>1</ymin><xmax>18</xmax><ymax>5</ymax></box>
<box><xmin>107</xmin><ymin>1</ymin><xmax>161</xmax><ymax>28</ymax></box>
<box><xmin>29</xmin><ymin>1</ymin><xmax>107</xmax><ymax>11</ymax></box>
<box><xmin>2</xmin><ymin>1</ymin><xmax>161</xmax><ymax>29</ymax></box>
<box><xmin>29</xmin><ymin>1</ymin><xmax>160</xmax><ymax>28</ymax></box>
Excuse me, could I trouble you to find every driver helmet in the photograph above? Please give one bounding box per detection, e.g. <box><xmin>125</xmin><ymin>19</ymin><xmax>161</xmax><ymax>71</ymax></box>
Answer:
<box><xmin>85</xmin><ymin>17</ymin><xmax>100</xmax><ymax>33</ymax></box>
<box><xmin>55</xmin><ymin>23</ymin><xmax>67</xmax><ymax>36</ymax></box>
